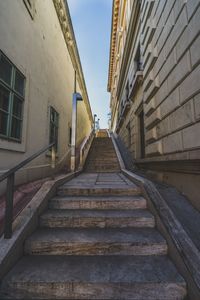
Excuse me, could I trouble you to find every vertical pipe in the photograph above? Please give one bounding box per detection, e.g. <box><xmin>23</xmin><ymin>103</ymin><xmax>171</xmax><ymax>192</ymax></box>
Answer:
<box><xmin>71</xmin><ymin>70</ymin><xmax>77</xmax><ymax>171</ymax></box>
<box><xmin>74</xmin><ymin>70</ymin><xmax>77</xmax><ymax>93</ymax></box>
<box><xmin>71</xmin><ymin>93</ymin><xmax>77</xmax><ymax>172</ymax></box>
<box><xmin>4</xmin><ymin>173</ymin><xmax>15</xmax><ymax>239</ymax></box>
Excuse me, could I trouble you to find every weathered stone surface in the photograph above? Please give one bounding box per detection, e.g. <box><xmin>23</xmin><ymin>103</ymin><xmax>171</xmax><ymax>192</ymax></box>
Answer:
<box><xmin>163</xmin><ymin>131</ymin><xmax>183</xmax><ymax>154</ymax></box>
<box><xmin>85</xmin><ymin>137</ymin><xmax>120</xmax><ymax>172</ymax></box>
<box><xmin>182</xmin><ymin>122</ymin><xmax>200</xmax><ymax>150</ymax></box>
<box><xmin>0</xmin><ymin>138</ymin><xmax>187</xmax><ymax>299</ymax></box>
<box><xmin>194</xmin><ymin>93</ymin><xmax>200</xmax><ymax>120</ymax></box>
<box><xmin>58</xmin><ymin>186</ymin><xmax>141</xmax><ymax>196</ymax></box>
<box><xmin>0</xmin><ymin>256</ymin><xmax>186</xmax><ymax>299</ymax></box>
<box><xmin>40</xmin><ymin>209</ymin><xmax>155</xmax><ymax>228</ymax></box>
<box><xmin>24</xmin><ymin>228</ymin><xmax>167</xmax><ymax>256</ymax></box>
<box><xmin>49</xmin><ymin>195</ymin><xmax>147</xmax><ymax>210</ymax></box>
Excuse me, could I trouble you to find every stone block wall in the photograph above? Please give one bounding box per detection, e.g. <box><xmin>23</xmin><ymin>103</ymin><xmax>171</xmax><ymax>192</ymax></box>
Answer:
<box><xmin>143</xmin><ymin>0</ymin><xmax>200</xmax><ymax>157</ymax></box>
<box><xmin>109</xmin><ymin>0</ymin><xmax>200</xmax><ymax>209</ymax></box>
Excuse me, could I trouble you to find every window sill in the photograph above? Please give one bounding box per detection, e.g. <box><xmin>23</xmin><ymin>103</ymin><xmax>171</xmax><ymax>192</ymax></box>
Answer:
<box><xmin>0</xmin><ymin>137</ymin><xmax>25</xmax><ymax>153</ymax></box>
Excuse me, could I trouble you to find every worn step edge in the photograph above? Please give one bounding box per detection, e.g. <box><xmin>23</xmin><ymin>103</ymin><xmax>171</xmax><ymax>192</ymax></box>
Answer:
<box><xmin>40</xmin><ymin>209</ymin><xmax>155</xmax><ymax>228</ymax></box>
<box><xmin>25</xmin><ymin>242</ymin><xmax>167</xmax><ymax>256</ymax></box>
<box><xmin>0</xmin><ymin>255</ymin><xmax>186</xmax><ymax>299</ymax></box>
<box><xmin>0</xmin><ymin>282</ymin><xmax>186</xmax><ymax>299</ymax></box>
<box><xmin>49</xmin><ymin>196</ymin><xmax>147</xmax><ymax>210</ymax></box>
<box><xmin>24</xmin><ymin>229</ymin><xmax>167</xmax><ymax>256</ymax></box>
<box><xmin>57</xmin><ymin>187</ymin><xmax>141</xmax><ymax>196</ymax></box>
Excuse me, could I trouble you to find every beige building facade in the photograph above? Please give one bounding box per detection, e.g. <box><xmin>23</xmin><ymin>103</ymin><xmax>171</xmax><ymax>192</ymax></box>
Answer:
<box><xmin>0</xmin><ymin>0</ymin><xmax>93</xmax><ymax>193</ymax></box>
<box><xmin>108</xmin><ymin>0</ymin><xmax>200</xmax><ymax>210</ymax></box>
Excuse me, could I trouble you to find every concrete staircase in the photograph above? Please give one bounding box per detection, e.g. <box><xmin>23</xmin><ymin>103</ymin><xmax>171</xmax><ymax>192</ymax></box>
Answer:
<box><xmin>0</xmin><ymin>138</ymin><xmax>187</xmax><ymax>299</ymax></box>
<box><xmin>84</xmin><ymin>135</ymin><xmax>120</xmax><ymax>172</ymax></box>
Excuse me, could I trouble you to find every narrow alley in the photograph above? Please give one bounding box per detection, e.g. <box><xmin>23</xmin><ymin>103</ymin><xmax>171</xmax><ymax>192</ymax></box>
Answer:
<box><xmin>0</xmin><ymin>0</ymin><xmax>200</xmax><ymax>299</ymax></box>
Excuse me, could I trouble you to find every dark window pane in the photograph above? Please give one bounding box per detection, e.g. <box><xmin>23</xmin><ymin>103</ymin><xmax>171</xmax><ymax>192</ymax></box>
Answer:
<box><xmin>0</xmin><ymin>111</ymin><xmax>8</xmax><ymax>136</ymax></box>
<box><xmin>50</xmin><ymin>124</ymin><xmax>55</xmax><ymax>144</ymax></box>
<box><xmin>11</xmin><ymin>117</ymin><xmax>21</xmax><ymax>139</ymax></box>
<box><xmin>0</xmin><ymin>84</ymin><xmax>10</xmax><ymax>112</ymax></box>
<box><xmin>15</xmin><ymin>70</ymin><xmax>25</xmax><ymax>96</ymax></box>
<box><xmin>13</xmin><ymin>95</ymin><xmax>23</xmax><ymax>118</ymax></box>
<box><xmin>49</xmin><ymin>107</ymin><xmax>59</xmax><ymax>150</ymax></box>
<box><xmin>0</xmin><ymin>54</ymin><xmax>12</xmax><ymax>86</ymax></box>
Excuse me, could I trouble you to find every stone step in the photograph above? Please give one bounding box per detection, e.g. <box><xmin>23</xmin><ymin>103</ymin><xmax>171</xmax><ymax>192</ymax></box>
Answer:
<box><xmin>87</xmin><ymin>156</ymin><xmax>118</xmax><ymax>160</ymax></box>
<box><xmin>0</xmin><ymin>255</ymin><xmax>186</xmax><ymax>299</ymax></box>
<box><xmin>92</xmin><ymin>141</ymin><xmax>113</xmax><ymax>144</ymax></box>
<box><xmin>90</xmin><ymin>145</ymin><xmax>115</xmax><ymax>147</ymax></box>
<box><xmin>49</xmin><ymin>195</ymin><xmax>147</xmax><ymax>210</ymax></box>
<box><xmin>86</xmin><ymin>158</ymin><xmax>119</xmax><ymax>162</ymax></box>
<box><xmin>40</xmin><ymin>209</ymin><xmax>155</xmax><ymax>229</ymax></box>
<box><xmin>89</xmin><ymin>148</ymin><xmax>116</xmax><ymax>152</ymax></box>
<box><xmin>85</xmin><ymin>165</ymin><xmax>120</xmax><ymax>169</ymax></box>
<box><xmin>24</xmin><ymin>228</ymin><xmax>167</xmax><ymax>256</ymax></box>
<box><xmin>87</xmin><ymin>158</ymin><xmax>119</xmax><ymax>168</ymax></box>
<box><xmin>86</xmin><ymin>155</ymin><xmax>118</xmax><ymax>159</ymax></box>
<box><xmin>84</xmin><ymin>168</ymin><xmax>120</xmax><ymax>172</ymax></box>
<box><xmin>85</xmin><ymin>163</ymin><xmax>120</xmax><ymax>168</ymax></box>
<box><xmin>64</xmin><ymin>180</ymin><xmax>127</xmax><ymax>186</ymax></box>
<box><xmin>89</xmin><ymin>146</ymin><xmax>116</xmax><ymax>149</ymax></box>
<box><xmin>57</xmin><ymin>186</ymin><xmax>141</xmax><ymax>196</ymax></box>
<box><xmin>88</xmin><ymin>150</ymin><xmax>116</xmax><ymax>154</ymax></box>
<box><xmin>84</xmin><ymin>170</ymin><xmax>121</xmax><ymax>173</ymax></box>
<box><xmin>85</xmin><ymin>167</ymin><xmax>120</xmax><ymax>172</ymax></box>
<box><xmin>90</xmin><ymin>149</ymin><xmax>115</xmax><ymax>151</ymax></box>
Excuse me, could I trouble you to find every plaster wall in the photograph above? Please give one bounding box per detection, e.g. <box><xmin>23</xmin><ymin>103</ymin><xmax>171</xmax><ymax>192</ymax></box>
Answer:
<box><xmin>0</xmin><ymin>0</ymin><xmax>92</xmax><ymax>192</ymax></box>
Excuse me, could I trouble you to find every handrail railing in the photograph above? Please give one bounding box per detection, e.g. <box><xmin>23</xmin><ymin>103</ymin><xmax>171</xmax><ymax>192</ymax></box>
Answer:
<box><xmin>79</xmin><ymin>129</ymin><xmax>95</xmax><ymax>168</ymax></box>
<box><xmin>0</xmin><ymin>142</ymin><xmax>55</xmax><ymax>239</ymax></box>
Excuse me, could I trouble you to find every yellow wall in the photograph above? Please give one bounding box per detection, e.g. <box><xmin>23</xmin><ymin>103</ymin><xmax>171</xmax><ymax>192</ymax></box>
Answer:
<box><xmin>0</xmin><ymin>0</ymin><xmax>92</xmax><ymax>191</ymax></box>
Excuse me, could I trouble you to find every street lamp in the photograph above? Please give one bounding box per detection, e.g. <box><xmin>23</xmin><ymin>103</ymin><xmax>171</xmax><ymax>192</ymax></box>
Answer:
<box><xmin>71</xmin><ymin>92</ymin><xmax>83</xmax><ymax>172</ymax></box>
<box><xmin>93</xmin><ymin>114</ymin><xmax>97</xmax><ymax>131</ymax></box>
<box><xmin>97</xmin><ymin>118</ymin><xmax>100</xmax><ymax>130</ymax></box>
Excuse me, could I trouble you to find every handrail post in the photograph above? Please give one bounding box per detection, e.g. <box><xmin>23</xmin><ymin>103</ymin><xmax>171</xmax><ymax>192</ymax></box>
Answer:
<box><xmin>4</xmin><ymin>173</ymin><xmax>15</xmax><ymax>239</ymax></box>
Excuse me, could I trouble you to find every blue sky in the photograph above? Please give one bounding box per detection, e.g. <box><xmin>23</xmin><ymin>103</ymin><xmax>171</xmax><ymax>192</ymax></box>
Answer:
<box><xmin>67</xmin><ymin>0</ymin><xmax>112</xmax><ymax>129</ymax></box>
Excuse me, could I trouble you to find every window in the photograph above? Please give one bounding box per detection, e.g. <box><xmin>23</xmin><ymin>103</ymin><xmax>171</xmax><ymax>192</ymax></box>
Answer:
<box><xmin>49</xmin><ymin>107</ymin><xmax>59</xmax><ymax>151</ymax></box>
<box><xmin>0</xmin><ymin>52</ymin><xmax>25</xmax><ymax>142</ymax></box>
<box><xmin>23</xmin><ymin>0</ymin><xmax>35</xmax><ymax>19</ymax></box>
<box><xmin>69</xmin><ymin>126</ymin><xmax>72</xmax><ymax>146</ymax></box>
<box><xmin>135</xmin><ymin>44</ymin><xmax>143</xmax><ymax>72</ymax></box>
<box><xmin>125</xmin><ymin>81</ymin><xmax>129</xmax><ymax>102</ymax></box>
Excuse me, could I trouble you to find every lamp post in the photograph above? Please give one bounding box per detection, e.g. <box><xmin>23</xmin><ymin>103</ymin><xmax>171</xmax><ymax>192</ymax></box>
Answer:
<box><xmin>93</xmin><ymin>114</ymin><xmax>97</xmax><ymax>131</ymax></box>
<box><xmin>71</xmin><ymin>92</ymin><xmax>83</xmax><ymax>172</ymax></box>
<box><xmin>97</xmin><ymin>118</ymin><xmax>100</xmax><ymax>130</ymax></box>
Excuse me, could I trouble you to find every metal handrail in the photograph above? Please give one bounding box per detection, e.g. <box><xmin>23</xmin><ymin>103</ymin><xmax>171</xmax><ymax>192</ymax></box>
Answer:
<box><xmin>79</xmin><ymin>129</ymin><xmax>95</xmax><ymax>167</ymax></box>
<box><xmin>0</xmin><ymin>142</ymin><xmax>55</xmax><ymax>239</ymax></box>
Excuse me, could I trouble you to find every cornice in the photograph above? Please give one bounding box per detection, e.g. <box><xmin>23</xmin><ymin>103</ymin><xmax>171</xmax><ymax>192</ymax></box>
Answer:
<box><xmin>116</xmin><ymin>0</ymin><xmax>141</xmax><ymax>100</ymax></box>
<box><xmin>53</xmin><ymin>0</ymin><xmax>93</xmax><ymax>122</ymax></box>
<box><xmin>107</xmin><ymin>0</ymin><xmax>120</xmax><ymax>92</ymax></box>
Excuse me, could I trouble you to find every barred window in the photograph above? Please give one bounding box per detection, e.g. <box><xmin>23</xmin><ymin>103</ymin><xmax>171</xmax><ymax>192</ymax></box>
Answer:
<box><xmin>0</xmin><ymin>52</ymin><xmax>25</xmax><ymax>142</ymax></box>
